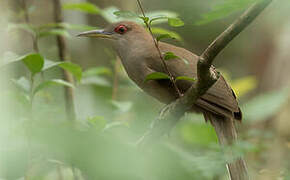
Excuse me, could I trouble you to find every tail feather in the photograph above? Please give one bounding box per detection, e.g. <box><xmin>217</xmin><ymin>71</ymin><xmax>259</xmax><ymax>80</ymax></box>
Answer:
<box><xmin>208</xmin><ymin>114</ymin><xmax>249</xmax><ymax>180</ymax></box>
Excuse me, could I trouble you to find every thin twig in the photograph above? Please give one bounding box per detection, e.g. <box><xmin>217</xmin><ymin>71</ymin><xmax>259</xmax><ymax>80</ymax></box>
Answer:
<box><xmin>136</xmin><ymin>0</ymin><xmax>182</xmax><ymax>97</ymax></box>
<box><xmin>53</xmin><ymin>0</ymin><xmax>76</xmax><ymax>121</ymax></box>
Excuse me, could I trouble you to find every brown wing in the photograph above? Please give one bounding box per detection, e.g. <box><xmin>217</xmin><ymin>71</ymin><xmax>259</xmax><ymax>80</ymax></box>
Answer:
<box><xmin>146</xmin><ymin>42</ymin><xmax>242</xmax><ymax>120</ymax></box>
<box><xmin>197</xmin><ymin>75</ymin><xmax>242</xmax><ymax>120</ymax></box>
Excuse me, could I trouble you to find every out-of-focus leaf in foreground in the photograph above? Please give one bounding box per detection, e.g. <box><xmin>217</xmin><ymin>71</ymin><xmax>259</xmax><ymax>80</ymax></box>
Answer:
<box><xmin>178</xmin><ymin>120</ymin><xmax>218</xmax><ymax>145</ymax></box>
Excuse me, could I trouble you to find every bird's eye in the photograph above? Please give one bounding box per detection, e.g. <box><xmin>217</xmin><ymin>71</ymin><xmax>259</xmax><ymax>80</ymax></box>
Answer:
<box><xmin>114</xmin><ymin>25</ymin><xmax>128</xmax><ymax>34</ymax></box>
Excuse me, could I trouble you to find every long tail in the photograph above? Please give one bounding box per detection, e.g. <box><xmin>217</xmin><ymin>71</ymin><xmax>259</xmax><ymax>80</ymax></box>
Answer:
<box><xmin>208</xmin><ymin>114</ymin><xmax>249</xmax><ymax>180</ymax></box>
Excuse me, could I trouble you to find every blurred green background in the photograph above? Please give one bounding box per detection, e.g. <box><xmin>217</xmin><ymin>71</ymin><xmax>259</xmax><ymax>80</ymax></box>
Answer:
<box><xmin>0</xmin><ymin>0</ymin><xmax>290</xmax><ymax>179</ymax></box>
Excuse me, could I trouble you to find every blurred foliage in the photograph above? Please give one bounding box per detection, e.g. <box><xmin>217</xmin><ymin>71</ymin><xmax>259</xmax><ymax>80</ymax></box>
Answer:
<box><xmin>0</xmin><ymin>0</ymin><xmax>289</xmax><ymax>180</ymax></box>
<box><xmin>195</xmin><ymin>0</ymin><xmax>258</xmax><ymax>25</ymax></box>
<box><xmin>221</xmin><ymin>69</ymin><xmax>257</xmax><ymax>98</ymax></box>
<box><xmin>242</xmin><ymin>88</ymin><xmax>289</xmax><ymax>122</ymax></box>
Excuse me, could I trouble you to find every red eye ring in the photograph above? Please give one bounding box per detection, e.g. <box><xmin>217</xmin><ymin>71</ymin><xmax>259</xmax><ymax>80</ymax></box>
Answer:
<box><xmin>114</xmin><ymin>25</ymin><xmax>128</xmax><ymax>34</ymax></box>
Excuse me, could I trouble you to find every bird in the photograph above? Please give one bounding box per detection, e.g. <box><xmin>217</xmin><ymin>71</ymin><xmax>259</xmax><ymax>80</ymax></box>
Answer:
<box><xmin>78</xmin><ymin>21</ymin><xmax>249</xmax><ymax>180</ymax></box>
<box><xmin>78</xmin><ymin>21</ymin><xmax>242</xmax><ymax>122</ymax></box>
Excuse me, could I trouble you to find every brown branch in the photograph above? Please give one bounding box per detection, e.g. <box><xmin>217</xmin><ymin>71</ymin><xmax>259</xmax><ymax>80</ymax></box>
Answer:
<box><xmin>138</xmin><ymin>0</ymin><xmax>272</xmax><ymax>147</ymax></box>
<box><xmin>136</xmin><ymin>0</ymin><xmax>182</xmax><ymax>97</ymax></box>
<box><xmin>52</xmin><ymin>0</ymin><xmax>76</xmax><ymax>121</ymax></box>
<box><xmin>138</xmin><ymin>0</ymin><xmax>272</xmax><ymax>179</ymax></box>
<box><xmin>20</xmin><ymin>0</ymin><xmax>39</xmax><ymax>53</ymax></box>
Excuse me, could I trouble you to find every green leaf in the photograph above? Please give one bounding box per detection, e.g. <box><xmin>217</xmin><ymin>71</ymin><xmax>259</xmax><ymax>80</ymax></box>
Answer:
<box><xmin>113</xmin><ymin>11</ymin><xmax>139</xmax><ymax>18</ymax></box>
<box><xmin>58</xmin><ymin>62</ymin><xmax>82</xmax><ymax>82</ymax></box>
<box><xmin>195</xmin><ymin>0</ymin><xmax>256</xmax><ymax>25</ymax></box>
<box><xmin>176</xmin><ymin>76</ymin><xmax>196</xmax><ymax>82</ymax></box>
<box><xmin>146</xmin><ymin>10</ymin><xmax>178</xmax><ymax>24</ymax></box>
<box><xmin>242</xmin><ymin>88</ymin><xmax>289</xmax><ymax>122</ymax></box>
<box><xmin>42</xmin><ymin>60</ymin><xmax>83</xmax><ymax>82</ymax></box>
<box><xmin>151</xmin><ymin>27</ymin><xmax>183</xmax><ymax>41</ymax></box>
<box><xmin>21</xmin><ymin>53</ymin><xmax>44</xmax><ymax>75</ymax></box>
<box><xmin>144</xmin><ymin>72</ymin><xmax>170</xmax><ymax>82</ymax></box>
<box><xmin>38</xmin><ymin>29</ymin><xmax>70</xmax><ymax>38</ymax></box>
<box><xmin>164</xmin><ymin>52</ymin><xmax>179</xmax><ymax>60</ymax></box>
<box><xmin>149</xmin><ymin>17</ymin><xmax>168</xmax><ymax>25</ymax></box>
<box><xmin>156</xmin><ymin>34</ymin><xmax>175</xmax><ymax>42</ymax></box>
<box><xmin>168</xmin><ymin>17</ymin><xmax>184</xmax><ymax>27</ymax></box>
<box><xmin>140</xmin><ymin>17</ymin><xmax>150</xmax><ymax>24</ymax></box>
<box><xmin>62</xmin><ymin>2</ymin><xmax>100</xmax><ymax>14</ymax></box>
<box><xmin>33</xmin><ymin>79</ymin><xmax>74</xmax><ymax>95</ymax></box>
<box><xmin>83</xmin><ymin>67</ymin><xmax>112</xmax><ymax>77</ymax></box>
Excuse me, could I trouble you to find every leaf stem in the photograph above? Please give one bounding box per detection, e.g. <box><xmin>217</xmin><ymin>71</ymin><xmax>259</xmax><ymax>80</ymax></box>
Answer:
<box><xmin>136</xmin><ymin>0</ymin><xmax>182</xmax><ymax>97</ymax></box>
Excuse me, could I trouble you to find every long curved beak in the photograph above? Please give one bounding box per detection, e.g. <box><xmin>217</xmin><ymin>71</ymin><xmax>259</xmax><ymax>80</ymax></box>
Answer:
<box><xmin>77</xmin><ymin>29</ymin><xmax>113</xmax><ymax>38</ymax></box>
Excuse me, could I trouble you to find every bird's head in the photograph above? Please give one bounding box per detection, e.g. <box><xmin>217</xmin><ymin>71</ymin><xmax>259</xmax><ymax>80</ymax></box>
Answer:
<box><xmin>78</xmin><ymin>21</ymin><xmax>151</xmax><ymax>49</ymax></box>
